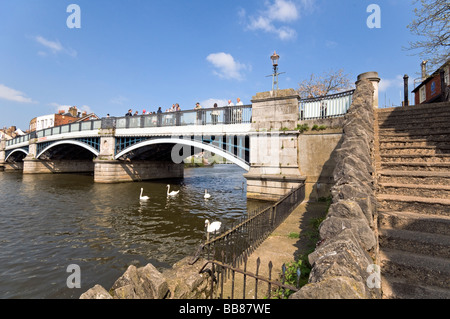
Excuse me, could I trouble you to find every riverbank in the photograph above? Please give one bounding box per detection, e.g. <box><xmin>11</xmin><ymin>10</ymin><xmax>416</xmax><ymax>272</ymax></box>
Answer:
<box><xmin>219</xmin><ymin>201</ymin><xmax>329</xmax><ymax>299</ymax></box>
<box><xmin>80</xmin><ymin>200</ymin><xmax>329</xmax><ymax>299</ymax></box>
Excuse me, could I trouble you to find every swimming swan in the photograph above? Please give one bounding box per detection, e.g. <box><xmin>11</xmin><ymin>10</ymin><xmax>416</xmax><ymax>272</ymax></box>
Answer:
<box><xmin>166</xmin><ymin>184</ymin><xmax>180</xmax><ymax>197</ymax></box>
<box><xmin>204</xmin><ymin>189</ymin><xmax>211</xmax><ymax>199</ymax></box>
<box><xmin>205</xmin><ymin>219</ymin><xmax>221</xmax><ymax>233</ymax></box>
<box><xmin>140</xmin><ymin>188</ymin><xmax>149</xmax><ymax>201</ymax></box>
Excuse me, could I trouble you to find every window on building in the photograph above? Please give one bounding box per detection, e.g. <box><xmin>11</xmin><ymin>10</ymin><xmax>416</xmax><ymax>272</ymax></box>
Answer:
<box><xmin>419</xmin><ymin>86</ymin><xmax>426</xmax><ymax>103</ymax></box>
<box><xmin>445</xmin><ymin>66</ymin><xmax>449</xmax><ymax>85</ymax></box>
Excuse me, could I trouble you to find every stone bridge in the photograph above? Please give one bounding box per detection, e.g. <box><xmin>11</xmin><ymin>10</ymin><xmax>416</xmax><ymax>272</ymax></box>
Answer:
<box><xmin>1</xmin><ymin>77</ymin><xmax>372</xmax><ymax>201</ymax></box>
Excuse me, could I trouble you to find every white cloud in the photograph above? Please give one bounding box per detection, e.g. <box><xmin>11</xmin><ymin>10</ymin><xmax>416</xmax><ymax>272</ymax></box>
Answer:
<box><xmin>110</xmin><ymin>95</ymin><xmax>129</xmax><ymax>105</ymax></box>
<box><xmin>243</xmin><ymin>0</ymin><xmax>313</xmax><ymax>40</ymax></box>
<box><xmin>0</xmin><ymin>84</ymin><xmax>36</xmax><ymax>103</ymax></box>
<box><xmin>34</xmin><ymin>35</ymin><xmax>77</xmax><ymax>58</ymax></box>
<box><xmin>35</xmin><ymin>36</ymin><xmax>63</xmax><ymax>53</ymax></box>
<box><xmin>206</xmin><ymin>52</ymin><xmax>248</xmax><ymax>80</ymax></box>
<box><xmin>268</xmin><ymin>0</ymin><xmax>299</xmax><ymax>22</ymax></box>
<box><xmin>50</xmin><ymin>103</ymin><xmax>93</xmax><ymax>115</ymax></box>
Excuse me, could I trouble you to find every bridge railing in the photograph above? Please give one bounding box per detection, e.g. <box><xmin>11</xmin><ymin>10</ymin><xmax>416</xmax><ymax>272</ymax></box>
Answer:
<box><xmin>299</xmin><ymin>89</ymin><xmax>354</xmax><ymax>120</ymax></box>
<box><xmin>112</xmin><ymin>105</ymin><xmax>252</xmax><ymax>129</ymax></box>
<box><xmin>5</xmin><ymin>106</ymin><xmax>252</xmax><ymax>148</ymax></box>
<box><xmin>5</xmin><ymin>120</ymin><xmax>102</xmax><ymax>148</ymax></box>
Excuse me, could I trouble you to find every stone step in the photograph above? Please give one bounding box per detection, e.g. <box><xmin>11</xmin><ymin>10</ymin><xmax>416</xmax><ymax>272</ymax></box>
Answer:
<box><xmin>378</xmin><ymin>127</ymin><xmax>450</xmax><ymax>137</ymax></box>
<box><xmin>379</xmin><ymin>118</ymin><xmax>450</xmax><ymax>130</ymax></box>
<box><xmin>379</xmin><ymin>146</ymin><xmax>450</xmax><ymax>157</ymax></box>
<box><xmin>377</xmin><ymin>194</ymin><xmax>450</xmax><ymax>216</ymax></box>
<box><xmin>378</xmin><ymin>182</ymin><xmax>450</xmax><ymax>198</ymax></box>
<box><xmin>381</xmin><ymin>274</ymin><xmax>450</xmax><ymax>299</ymax></box>
<box><xmin>380</xmin><ymin>162</ymin><xmax>450</xmax><ymax>172</ymax></box>
<box><xmin>378</xmin><ymin>129</ymin><xmax>450</xmax><ymax>138</ymax></box>
<box><xmin>377</xmin><ymin>103</ymin><xmax>450</xmax><ymax>121</ymax></box>
<box><xmin>380</xmin><ymin>154</ymin><xmax>450</xmax><ymax>164</ymax></box>
<box><xmin>379</xmin><ymin>228</ymin><xmax>450</xmax><ymax>259</ymax></box>
<box><xmin>378</xmin><ymin>210</ymin><xmax>450</xmax><ymax>236</ymax></box>
<box><xmin>379</xmin><ymin>136</ymin><xmax>450</xmax><ymax>144</ymax></box>
<box><xmin>380</xmin><ymin>141</ymin><xmax>450</xmax><ymax>149</ymax></box>
<box><xmin>378</xmin><ymin>170</ymin><xmax>450</xmax><ymax>186</ymax></box>
<box><xmin>379</xmin><ymin>248</ymin><xmax>450</xmax><ymax>293</ymax></box>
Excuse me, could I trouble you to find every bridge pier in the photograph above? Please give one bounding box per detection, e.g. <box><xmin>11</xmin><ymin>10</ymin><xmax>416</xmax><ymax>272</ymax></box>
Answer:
<box><xmin>245</xmin><ymin>89</ymin><xmax>306</xmax><ymax>201</ymax></box>
<box><xmin>94</xmin><ymin>160</ymin><xmax>183</xmax><ymax>183</ymax></box>
<box><xmin>0</xmin><ymin>138</ymin><xmax>5</xmax><ymax>171</ymax></box>
<box><xmin>93</xmin><ymin>127</ymin><xmax>184</xmax><ymax>183</ymax></box>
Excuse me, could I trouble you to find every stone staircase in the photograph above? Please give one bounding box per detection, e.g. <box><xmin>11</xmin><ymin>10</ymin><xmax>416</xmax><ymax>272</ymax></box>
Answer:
<box><xmin>375</xmin><ymin>102</ymin><xmax>450</xmax><ymax>299</ymax></box>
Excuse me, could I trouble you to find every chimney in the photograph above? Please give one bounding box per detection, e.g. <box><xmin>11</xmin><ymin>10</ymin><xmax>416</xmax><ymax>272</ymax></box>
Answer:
<box><xmin>421</xmin><ymin>60</ymin><xmax>428</xmax><ymax>80</ymax></box>
<box><xmin>68</xmin><ymin>106</ymin><xmax>78</xmax><ymax>117</ymax></box>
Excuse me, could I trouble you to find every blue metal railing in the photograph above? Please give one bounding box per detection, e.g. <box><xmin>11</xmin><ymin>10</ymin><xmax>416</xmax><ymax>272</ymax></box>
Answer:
<box><xmin>299</xmin><ymin>90</ymin><xmax>354</xmax><ymax>120</ymax></box>
<box><xmin>5</xmin><ymin>105</ymin><xmax>252</xmax><ymax>148</ymax></box>
<box><xmin>113</xmin><ymin>105</ymin><xmax>252</xmax><ymax>129</ymax></box>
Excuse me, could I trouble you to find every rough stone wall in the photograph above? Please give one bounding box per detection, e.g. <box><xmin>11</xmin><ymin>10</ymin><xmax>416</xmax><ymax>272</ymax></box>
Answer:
<box><xmin>291</xmin><ymin>79</ymin><xmax>381</xmax><ymax>299</ymax></box>
<box><xmin>80</xmin><ymin>257</ymin><xmax>213</xmax><ymax>299</ymax></box>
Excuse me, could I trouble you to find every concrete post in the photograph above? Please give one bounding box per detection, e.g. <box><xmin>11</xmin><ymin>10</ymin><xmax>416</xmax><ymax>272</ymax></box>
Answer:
<box><xmin>356</xmin><ymin>72</ymin><xmax>381</xmax><ymax>108</ymax></box>
<box><xmin>244</xmin><ymin>89</ymin><xmax>305</xmax><ymax>201</ymax></box>
<box><xmin>22</xmin><ymin>137</ymin><xmax>42</xmax><ymax>174</ymax></box>
<box><xmin>0</xmin><ymin>138</ymin><xmax>5</xmax><ymax>171</ymax></box>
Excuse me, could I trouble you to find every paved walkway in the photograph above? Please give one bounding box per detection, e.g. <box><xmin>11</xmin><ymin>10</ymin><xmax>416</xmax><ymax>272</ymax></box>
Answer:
<box><xmin>220</xmin><ymin>201</ymin><xmax>329</xmax><ymax>299</ymax></box>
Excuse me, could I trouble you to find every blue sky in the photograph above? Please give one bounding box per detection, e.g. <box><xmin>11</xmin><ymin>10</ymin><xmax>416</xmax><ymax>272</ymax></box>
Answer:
<box><xmin>1</xmin><ymin>0</ymin><xmax>425</xmax><ymax>130</ymax></box>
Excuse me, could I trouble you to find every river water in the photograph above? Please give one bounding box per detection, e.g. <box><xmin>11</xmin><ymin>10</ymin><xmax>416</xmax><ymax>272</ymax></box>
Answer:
<box><xmin>0</xmin><ymin>165</ymin><xmax>267</xmax><ymax>299</ymax></box>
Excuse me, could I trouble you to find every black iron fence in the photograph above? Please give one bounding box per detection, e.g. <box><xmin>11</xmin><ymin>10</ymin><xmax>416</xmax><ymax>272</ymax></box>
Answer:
<box><xmin>194</xmin><ymin>185</ymin><xmax>305</xmax><ymax>267</ymax></box>
<box><xmin>199</xmin><ymin>252</ymin><xmax>301</xmax><ymax>299</ymax></box>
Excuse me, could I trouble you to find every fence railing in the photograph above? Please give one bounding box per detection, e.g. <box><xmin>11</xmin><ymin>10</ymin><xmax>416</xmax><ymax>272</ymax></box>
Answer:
<box><xmin>5</xmin><ymin>105</ymin><xmax>252</xmax><ymax>148</ymax></box>
<box><xmin>112</xmin><ymin>105</ymin><xmax>252</xmax><ymax>129</ymax></box>
<box><xmin>299</xmin><ymin>89</ymin><xmax>354</xmax><ymax>120</ymax></box>
<box><xmin>193</xmin><ymin>185</ymin><xmax>305</xmax><ymax>268</ymax></box>
<box><xmin>200</xmin><ymin>252</ymin><xmax>300</xmax><ymax>299</ymax></box>
<box><xmin>5</xmin><ymin>120</ymin><xmax>102</xmax><ymax>148</ymax></box>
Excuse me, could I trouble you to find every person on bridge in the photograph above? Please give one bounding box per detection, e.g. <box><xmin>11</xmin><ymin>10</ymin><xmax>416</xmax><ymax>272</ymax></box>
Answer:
<box><xmin>125</xmin><ymin>109</ymin><xmax>132</xmax><ymax>117</ymax></box>
<box><xmin>211</xmin><ymin>103</ymin><xmax>219</xmax><ymax>125</ymax></box>
<box><xmin>195</xmin><ymin>102</ymin><xmax>204</xmax><ymax>125</ymax></box>
<box><xmin>227</xmin><ymin>100</ymin><xmax>234</xmax><ymax>107</ymax></box>
<box><xmin>236</xmin><ymin>98</ymin><xmax>243</xmax><ymax>106</ymax></box>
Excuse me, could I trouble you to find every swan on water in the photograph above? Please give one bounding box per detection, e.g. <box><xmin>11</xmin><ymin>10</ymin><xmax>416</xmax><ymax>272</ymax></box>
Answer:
<box><xmin>140</xmin><ymin>188</ymin><xmax>149</xmax><ymax>201</ymax></box>
<box><xmin>167</xmin><ymin>184</ymin><xmax>180</xmax><ymax>197</ymax></box>
<box><xmin>204</xmin><ymin>189</ymin><xmax>211</xmax><ymax>199</ymax></box>
<box><xmin>205</xmin><ymin>219</ymin><xmax>221</xmax><ymax>233</ymax></box>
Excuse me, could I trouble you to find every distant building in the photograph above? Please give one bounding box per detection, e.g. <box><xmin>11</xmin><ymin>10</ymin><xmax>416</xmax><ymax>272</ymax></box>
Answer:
<box><xmin>412</xmin><ymin>60</ymin><xmax>450</xmax><ymax>105</ymax></box>
<box><xmin>29</xmin><ymin>106</ymin><xmax>100</xmax><ymax>132</ymax></box>
<box><xmin>0</xmin><ymin>126</ymin><xmax>19</xmax><ymax>140</ymax></box>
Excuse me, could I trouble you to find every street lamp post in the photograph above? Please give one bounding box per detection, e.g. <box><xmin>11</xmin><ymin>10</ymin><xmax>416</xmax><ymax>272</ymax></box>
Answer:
<box><xmin>267</xmin><ymin>51</ymin><xmax>285</xmax><ymax>91</ymax></box>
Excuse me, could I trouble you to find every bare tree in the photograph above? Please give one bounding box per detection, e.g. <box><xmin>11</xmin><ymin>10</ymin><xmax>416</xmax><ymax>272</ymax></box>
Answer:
<box><xmin>406</xmin><ymin>0</ymin><xmax>450</xmax><ymax>69</ymax></box>
<box><xmin>297</xmin><ymin>69</ymin><xmax>354</xmax><ymax>99</ymax></box>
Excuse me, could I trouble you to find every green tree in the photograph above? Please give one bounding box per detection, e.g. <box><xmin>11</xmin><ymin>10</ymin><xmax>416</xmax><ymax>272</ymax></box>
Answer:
<box><xmin>406</xmin><ymin>0</ymin><xmax>450</xmax><ymax>69</ymax></box>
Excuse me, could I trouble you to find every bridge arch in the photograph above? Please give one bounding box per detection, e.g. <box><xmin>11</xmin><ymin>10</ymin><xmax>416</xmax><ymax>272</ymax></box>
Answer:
<box><xmin>36</xmin><ymin>140</ymin><xmax>100</xmax><ymax>159</ymax></box>
<box><xmin>115</xmin><ymin>138</ymin><xmax>250</xmax><ymax>171</ymax></box>
<box><xmin>5</xmin><ymin>149</ymin><xmax>29</xmax><ymax>162</ymax></box>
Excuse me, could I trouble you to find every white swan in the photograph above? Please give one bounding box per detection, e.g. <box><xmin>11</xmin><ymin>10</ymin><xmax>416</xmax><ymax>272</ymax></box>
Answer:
<box><xmin>205</xmin><ymin>219</ymin><xmax>221</xmax><ymax>233</ymax></box>
<box><xmin>139</xmin><ymin>188</ymin><xmax>149</xmax><ymax>201</ymax></box>
<box><xmin>166</xmin><ymin>184</ymin><xmax>180</xmax><ymax>197</ymax></box>
<box><xmin>204</xmin><ymin>189</ymin><xmax>211</xmax><ymax>199</ymax></box>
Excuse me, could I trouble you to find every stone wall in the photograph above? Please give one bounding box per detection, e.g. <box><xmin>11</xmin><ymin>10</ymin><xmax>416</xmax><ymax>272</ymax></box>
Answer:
<box><xmin>23</xmin><ymin>159</ymin><xmax>94</xmax><ymax>174</ymax></box>
<box><xmin>94</xmin><ymin>160</ymin><xmax>184</xmax><ymax>183</ymax></box>
<box><xmin>291</xmin><ymin>79</ymin><xmax>381</xmax><ymax>299</ymax></box>
<box><xmin>80</xmin><ymin>257</ymin><xmax>213</xmax><ymax>299</ymax></box>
